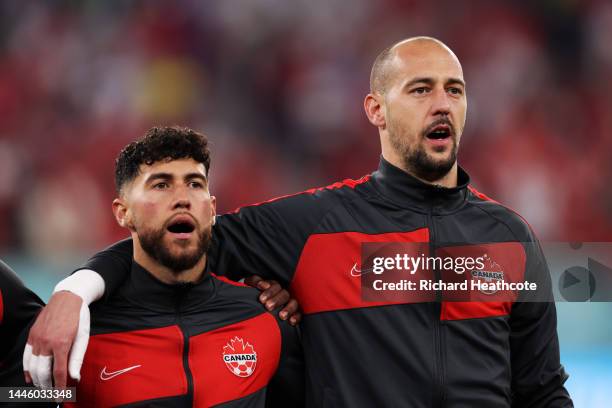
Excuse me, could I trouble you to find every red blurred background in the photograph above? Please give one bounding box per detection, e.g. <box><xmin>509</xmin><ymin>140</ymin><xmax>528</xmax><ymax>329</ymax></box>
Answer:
<box><xmin>0</xmin><ymin>0</ymin><xmax>611</xmax><ymax>258</ymax></box>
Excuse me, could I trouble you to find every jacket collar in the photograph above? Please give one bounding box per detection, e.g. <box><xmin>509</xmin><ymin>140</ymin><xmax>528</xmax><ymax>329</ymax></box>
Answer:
<box><xmin>122</xmin><ymin>260</ymin><xmax>216</xmax><ymax>312</ymax></box>
<box><xmin>371</xmin><ymin>156</ymin><xmax>469</xmax><ymax>214</ymax></box>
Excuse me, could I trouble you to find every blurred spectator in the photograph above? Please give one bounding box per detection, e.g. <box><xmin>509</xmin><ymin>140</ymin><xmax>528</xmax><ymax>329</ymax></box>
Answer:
<box><xmin>0</xmin><ymin>0</ymin><xmax>611</xmax><ymax>260</ymax></box>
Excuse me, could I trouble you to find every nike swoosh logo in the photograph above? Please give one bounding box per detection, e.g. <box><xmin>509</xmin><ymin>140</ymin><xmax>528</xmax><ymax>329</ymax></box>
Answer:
<box><xmin>100</xmin><ymin>364</ymin><xmax>142</xmax><ymax>381</ymax></box>
<box><xmin>350</xmin><ymin>263</ymin><xmax>375</xmax><ymax>277</ymax></box>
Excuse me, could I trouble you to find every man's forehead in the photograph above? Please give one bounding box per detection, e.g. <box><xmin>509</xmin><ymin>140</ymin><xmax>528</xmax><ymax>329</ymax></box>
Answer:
<box><xmin>390</xmin><ymin>40</ymin><xmax>463</xmax><ymax>80</ymax></box>
<box><xmin>138</xmin><ymin>158</ymin><xmax>207</xmax><ymax>178</ymax></box>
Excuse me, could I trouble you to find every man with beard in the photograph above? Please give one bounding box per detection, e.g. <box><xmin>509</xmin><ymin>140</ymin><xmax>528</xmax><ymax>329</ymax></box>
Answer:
<box><xmin>27</xmin><ymin>37</ymin><xmax>572</xmax><ymax>407</ymax></box>
<box><xmin>60</xmin><ymin>127</ymin><xmax>303</xmax><ymax>407</ymax></box>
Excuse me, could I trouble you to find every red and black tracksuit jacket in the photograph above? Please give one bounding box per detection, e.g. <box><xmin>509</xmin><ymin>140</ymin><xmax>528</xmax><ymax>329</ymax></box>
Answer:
<box><xmin>86</xmin><ymin>158</ymin><xmax>573</xmax><ymax>407</ymax></box>
<box><xmin>67</xmin><ymin>262</ymin><xmax>304</xmax><ymax>408</ymax></box>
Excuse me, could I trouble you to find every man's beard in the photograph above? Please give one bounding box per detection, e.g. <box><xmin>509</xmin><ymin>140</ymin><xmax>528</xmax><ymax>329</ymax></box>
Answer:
<box><xmin>138</xmin><ymin>223</ymin><xmax>211</xmax><ymax>274</ymax></box>
<box><xmin>389</xmin><ymin>119</ymin><xmax>458</xmax><ymax>183</ymax></box>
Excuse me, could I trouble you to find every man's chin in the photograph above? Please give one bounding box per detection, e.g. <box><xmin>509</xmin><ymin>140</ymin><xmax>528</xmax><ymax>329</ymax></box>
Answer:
<box><xmin>164</xmin><ymin>232</ymin><xmax>197</xmax><ymax>246</ymax></box>
<box><xmin>165</xmin><ymin>243</ymin><xmax>199</xmax><ymax>259</ymax></box>
<box><xmin>428</xmin><ymin>155</ymin><xmax>455</xmax><ymax>169</ymax></box>
<box><xmin>162</xmin><ymin>249</ymin><xmax>204</xmax><ymax>273</ymax></box>
<box><xmin>424</xmin><ymin>142</ymin><xmax>453</xmax><ymax>154</ymax></box>
<box><xmin>404</xmin><ymin>149</ymin><xmax>456</xmax><ymax>183</ymax></box>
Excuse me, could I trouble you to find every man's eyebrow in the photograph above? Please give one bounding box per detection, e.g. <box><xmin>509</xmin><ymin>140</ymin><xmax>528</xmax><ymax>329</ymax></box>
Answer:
<box><xmin>403</xmin><ymin>77</ymin><xmax>466</xmax><ymax>89</ymax></box>
<box><xmin>184</xmin><ymin>173</ymin><xmax>208</xmax><ymax>182</ymax></box>
<box><xmin>446</xmin><ymin>77</ymin><xmax>466</xmax><ymax>88</ymax></box>
<box><xmin>145</xmin><ymin>172</ymin><xmax>173</xmax><ymax>184</ymax></box>
<box><xmin>145</xmin><ymin>172</ymin><xmax>208</xmax><ymax>184</ymax></box>
<box><xmin>404</xmin><ymin>77</ymin><xmax>435</xmax><ymax>88</ymax></box>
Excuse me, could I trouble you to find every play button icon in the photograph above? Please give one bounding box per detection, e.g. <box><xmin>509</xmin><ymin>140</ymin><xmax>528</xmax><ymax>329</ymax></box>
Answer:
<box><xmin>559</xmin><ymin>266</ymin><xmax>596</xmax><ymax>302</ymax></box>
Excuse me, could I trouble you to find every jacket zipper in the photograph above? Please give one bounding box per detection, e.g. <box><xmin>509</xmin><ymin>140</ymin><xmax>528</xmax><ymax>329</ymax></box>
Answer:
<box><xmin>428</xmin><ymin>207</ymin><xmax>446</xmax><ymax>407</ymax></box>
<box><xmin>175</xmin><ymin>288</ymin><xmax>194</xmax><ymax>405</ymax></box>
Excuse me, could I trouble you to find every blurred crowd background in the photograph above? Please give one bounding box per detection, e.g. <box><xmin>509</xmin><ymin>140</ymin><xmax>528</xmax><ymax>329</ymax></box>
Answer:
<box><xmin>0</xmin><ymin>0</ymin><xmax>610</xmax><ymax>404</ymax></box>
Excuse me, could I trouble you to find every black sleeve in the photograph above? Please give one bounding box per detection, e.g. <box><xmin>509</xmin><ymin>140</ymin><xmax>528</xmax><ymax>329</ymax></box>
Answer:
<box><xmin>265</xmin><ymin>316</ymin><xmax>304</xmax><ymax>408</ymax></box>
<box><xmin>210</xmin><ymin>191</ymin><xmax>335</xmax><ymax>287</ymax></box>
<box><xmin>77</xmin><ymin>238</ymin><xmax>133</xmax><ymax>301</ymax></box>
<box><xmin>509</xmin><ymin>238</ymin><xmax>573</xmax><ymax>407</ymax></box>
<box><xmin>0</xmin><ymin>260</ymin><xmax>44</xmax><ymax>387</ymax></box>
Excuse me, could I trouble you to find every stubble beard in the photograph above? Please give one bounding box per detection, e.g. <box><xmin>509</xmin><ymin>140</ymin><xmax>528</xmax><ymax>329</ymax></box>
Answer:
<box><xmin>137</xmin><ymin>222</ymin><xmax>212</xmax><ymax>275</ymax></box>
<box><xmin>389</xmin><ymin>120</ymin><xmax>458</xmax><ymax>183</ymax></box>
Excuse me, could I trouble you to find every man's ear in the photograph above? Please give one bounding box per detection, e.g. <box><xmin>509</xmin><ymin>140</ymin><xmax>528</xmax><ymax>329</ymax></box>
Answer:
<box><xmin>210</xmin><ymin>196</ymin><xmax>217</xmax><ymax>226</ymax></box>
<box><xmin>364</xmin><ymin>93</ymin><xmax>386</xmax><ymax>128</ymax></box>
<box><xmin>112</xmin><ymin>198</ymin><xmax>132</xmax><ymax>230</ymax></box>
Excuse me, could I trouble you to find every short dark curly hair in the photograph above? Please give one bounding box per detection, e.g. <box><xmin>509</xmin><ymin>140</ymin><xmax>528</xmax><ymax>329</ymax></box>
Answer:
<box><xmin>115</xmin><ymin>126</ymin><xmax>211</xmax><ymax>195</ymax></box>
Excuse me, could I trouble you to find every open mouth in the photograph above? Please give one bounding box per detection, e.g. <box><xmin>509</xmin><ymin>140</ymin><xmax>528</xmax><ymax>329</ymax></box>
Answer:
<box><xmin>425</xmin><ymin>125</ymin><xmax>451</xmax><ymax>140</ymax></box>
<box><xmin>166</xmin><ymin>217</ymin><xmax>196</xmax><ymax>234</ymax></box>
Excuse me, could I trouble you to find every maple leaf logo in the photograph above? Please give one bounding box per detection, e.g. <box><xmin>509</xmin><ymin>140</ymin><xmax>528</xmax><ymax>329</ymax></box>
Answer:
<box><xmin>483</xmin><ymin>254</ymin><xmax>503</xmax><ymax>273</ymax></box>
<box><xmin>222</xmin><ymin>337</ymin><xmax>257</xmax><ymax>378</ymax></box>
<box><xmin>472</xmin><ymin>254</ymin><xmax>505</xmax><ymax>294</ymax></box>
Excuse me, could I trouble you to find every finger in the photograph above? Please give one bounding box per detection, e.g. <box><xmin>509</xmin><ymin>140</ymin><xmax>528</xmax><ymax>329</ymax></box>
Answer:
<box><xmin>243</xmin><ymin>275</ymin><xmax>263</xmax><ymax>287</ymax></box>
<box><xmin>248</xmin><ymin>276</ymin><xmax>272</xmax><ymax>292</ymax></box>
<box><xmin>264</xmin><ymin>286</ymin><xmax>290</xmax><ymax>310</ymax></box>
<box><xmin>289</xmin><ymin>313</ymin><xmax>301</xmax><ymax>326</ymax></box>
<box><xmin>257</xmin><ymin>280</ymin><xmax>271</xmax><ymax>290</ymax></box>
<box><xmin>29</xmin><ymin>326</ymin><xmax>42</xmax><ymax>358</ymax></box>
<box><xmin>35</xmin><ymin>355</ymin><xmax>53</xmax><ymax>388</ymax></box>
<box><xmin>52</xmin><ymin>347</ymin><xmax>68</xmax><ymax>388</ymax></box>
<box><xmin>51</xmin><ymin>320</ymin><xmax>75</xmax><ymax>387</ymax></box>
<box><xmin>23</xmin><ymin>344</ymin><xmax>33</xmax><ymax>383</ymax></box>
<box><xmin>29</xmin><ymin>354</ymin><xmax>40</xmax><ymax>387</ymax></box>
<box><xmin>68</xmin><ymin>303</ymin><xmax>90</xmax><ymax>381</ymax></box>
<box><xmin>259</xmin><ymin>280</ymin><xmax>281</xmax><ymax>303</ymax></box>
<box><xmin>279</xmin><ymin>299</ymin><xmax>299</xmax><ymax>320</ymax></box>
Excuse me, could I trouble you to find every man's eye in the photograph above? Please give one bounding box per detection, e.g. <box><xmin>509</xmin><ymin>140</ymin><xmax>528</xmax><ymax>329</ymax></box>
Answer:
<box><xmin>189</xmin><ymin>181</ymin><xmax>204</xmax><ymax>188</ymax></box>
<box><xmin>413</xmin><ymin>87</ymin><xmax>429</xmax><ymax>94</ymax></box>
<box><xmin>448</xmin><ymin>87</ymin><xmax>463</xmax><ymax>95</ymax></box>
<box><xmin>153</xmin><ymin>182</ymin><xmax>169</xmax><ymax>189</ymax></box>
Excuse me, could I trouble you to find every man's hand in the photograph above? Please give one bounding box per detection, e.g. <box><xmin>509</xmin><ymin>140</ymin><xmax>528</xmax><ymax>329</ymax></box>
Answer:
<box><xmin>23</xmin><ymin>291</ymin><xmax>90</xmax><ymax>388</ymax></box>
<box><xmin>244</xmin><ymin>275</ymin><xmax>301</xmax><ymax>325</ymax></box>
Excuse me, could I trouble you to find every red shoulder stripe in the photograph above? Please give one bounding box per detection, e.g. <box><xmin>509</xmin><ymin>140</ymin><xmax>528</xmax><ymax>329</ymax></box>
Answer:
<box><xmin>229</xmin><ymin>175</ymin><xmax>371</xmax><ymax>214</ymax></box>
<box><xmin>211</xmin><ymin>273</ymin><xmax>249</xmax><ymax>288</ymax></box>
<box><xmin>467</xmin><ymin>185</ymin><xmax>500</xmax><ymax>204</ymax></box>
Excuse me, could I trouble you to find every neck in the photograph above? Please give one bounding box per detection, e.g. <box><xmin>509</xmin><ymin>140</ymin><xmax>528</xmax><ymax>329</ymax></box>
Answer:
<box><xmin>132</xmin><ymin>237</ymin><xmax>206</xmax><ymax>285</ymax></box>
<box><xmin>382</xmin><ymin>151</ymin><xmax>459</xmax><ymax>188</ymax></box>
<box><xmin>421</xmin><ymin>163</ymin><xmax>458</xmax><ymax>188</ymax></box>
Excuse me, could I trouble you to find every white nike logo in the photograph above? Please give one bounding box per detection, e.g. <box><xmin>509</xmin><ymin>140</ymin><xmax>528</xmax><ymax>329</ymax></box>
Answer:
<box><xmin>100</xmin><ymin>364</ymin><xmax>142</xmax><ymax>381</ymax></box>
<box><xmin>350</xmin><ymin>263</ymin><xmax>375</xmax><ymax>277</ymax></box>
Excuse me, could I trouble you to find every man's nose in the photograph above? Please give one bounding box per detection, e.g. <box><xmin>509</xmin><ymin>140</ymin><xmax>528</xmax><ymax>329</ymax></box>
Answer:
<box><xmin>431</xmin><ymin>88</ymin><xmax>451</xmax><ymax>116</ymax></box>
<box><xmin>172</xmin><ymin>187</ymin><xmax>191</xmax><ymax>210</ymax></box>
<box><xmin>173</xmin><ymin>199</ymin><xmax>191</xmax><ymax>210</ymax></box>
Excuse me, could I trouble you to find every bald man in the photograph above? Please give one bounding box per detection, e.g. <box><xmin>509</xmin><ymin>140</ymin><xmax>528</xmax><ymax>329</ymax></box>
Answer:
<box><xmin>366</xmin><ymin>37</ymin><xmax>465</xmax><ymax>187</ymax></box>
<box><xmin>27</xmin><ymin>37</ymin><xmax>572</xmax><ymax>407</ymax></box>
